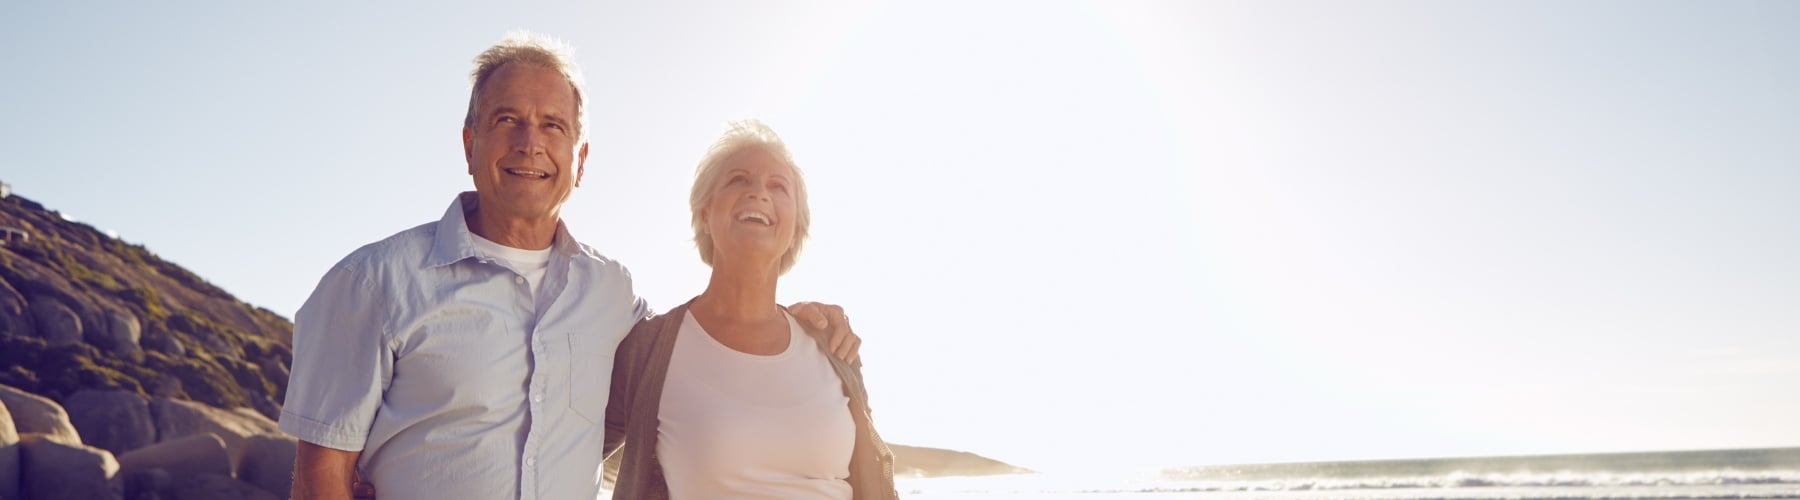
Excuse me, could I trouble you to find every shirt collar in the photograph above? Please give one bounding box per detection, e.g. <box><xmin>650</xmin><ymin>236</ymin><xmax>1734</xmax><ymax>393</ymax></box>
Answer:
<box><xmin>426</xmin><ymin>191</ymin><xmax>581</xmax><ymax>268</ymax></box>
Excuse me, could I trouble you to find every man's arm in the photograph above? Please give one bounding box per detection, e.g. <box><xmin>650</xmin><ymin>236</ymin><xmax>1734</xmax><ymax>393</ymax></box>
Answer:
<box><xmin>280</xmin><ymin>263</ymin><xmax>390</xmax><ymax>499</ymax></box>
<box><xmin>292</xmin><ymin>441</ymin><xmax>360</xmax><ymax>500</ymax></box>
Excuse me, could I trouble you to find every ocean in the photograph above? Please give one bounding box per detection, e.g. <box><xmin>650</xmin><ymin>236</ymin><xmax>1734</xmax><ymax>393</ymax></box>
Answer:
<box><xmin>898</xmin><ymin>448</ymin><xmax>1800</xmax><ymax>499</ymax></box>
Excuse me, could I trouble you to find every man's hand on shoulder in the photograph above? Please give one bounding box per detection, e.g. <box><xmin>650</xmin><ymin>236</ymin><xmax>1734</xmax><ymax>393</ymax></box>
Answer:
<box><xmin>788</xmin><ymin>301</ymin><xmax>861</xmax><ymax>366</ymax></box>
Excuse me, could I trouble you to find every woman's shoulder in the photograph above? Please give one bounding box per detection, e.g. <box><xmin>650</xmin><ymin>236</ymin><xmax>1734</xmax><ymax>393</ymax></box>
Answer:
<box><xmin>616</xmin><ymin>303</ymin><xmax>692</xmax><ymax>357</ymax></box>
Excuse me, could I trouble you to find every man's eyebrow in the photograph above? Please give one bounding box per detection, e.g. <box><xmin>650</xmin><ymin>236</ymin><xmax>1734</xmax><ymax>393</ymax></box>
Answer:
<box><xmin>484</xmin><ymin>107</ymin><xmax>573</xmax><ymax>127</ymax></box>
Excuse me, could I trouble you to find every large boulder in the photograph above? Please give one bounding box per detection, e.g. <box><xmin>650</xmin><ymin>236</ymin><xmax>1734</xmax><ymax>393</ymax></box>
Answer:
<box><xmin>117</xmin><ymin>433</ymin><xmax>230</xmax><ymax>497</ymax></box>
<box><xmin>123</xmin><ymin>466</ymin><xmax>174</xmax><ymax>500</ymax></box>
<box><xmin>64</xmin><ymin>389</ymin><xmax>156</xmax><ymax>455</ymax></box>
<box><xmin>90</xmin><ymin>309</ymin><xmax>145</xmax><ymax>360</ymax></box>
<box><xmin>0</xmin><ymin>383</ymin><xmax>81</xmax><ymax>445</ymax></box>
<box><xmin>257</xmin><ymin>359</ymin><xmax>289</xmax><ymax>388</ymax></box>
<box><xmin>1</xmin><ymin>400</ymin><xmax>21</xmax><ymax>500</ymax></box>
<box><xmin>248</xmin><ymin>396</ymin><xmax>282</xmax><ymax>422</ymax></box>
<box><xmin>147</xmin><ymin>374</ymin><xmax>184</xmax><ymax>398</ymax></box>
<box><xmin>141</xmin><ymin>327</ymin><xmax>185</xmax><ymax>357</ymax></box>
<box><xmin>27</xmin><ymin>296</ymin><xmax>82</xmax><ymax>347</ymax></box>
<box><xmin>148</xmin><ymin>397</ymin><xmax>278</xmax><ymax>468</ymax></box>
<box><xmin>235</xmin><ymin>433</ymin><xmax>297</xmax><ymax>499</ymax></box>
<box><xmin>0</xmin><ymin>278</ymin><xmax>32</xmax><ymax>339</ymax></box>
<box><xmin>4</xmin><ymin>258</ymin><xmax>93</xmax><ymax>331</ymax></box>
<box><xmin>171</xmin><ymin>473</ymin><xmax>280</xmax><ymax>500</ymax></box>
<box><xmin>18</xmin><ymin>434</ymin><xmax>120</xmax><ymax>500</ymax></box>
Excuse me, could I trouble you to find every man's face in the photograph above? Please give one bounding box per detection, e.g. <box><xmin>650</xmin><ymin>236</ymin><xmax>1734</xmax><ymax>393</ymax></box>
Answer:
<box><xmin>462</xmin><ymin>62</ymin><xmax>587</xmax><ymax>223</ymax></box>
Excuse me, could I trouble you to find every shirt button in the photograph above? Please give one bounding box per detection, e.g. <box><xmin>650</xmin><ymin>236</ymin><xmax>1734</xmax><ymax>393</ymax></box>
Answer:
<box><xmin>525</xmin><ymin>457</ymin><xmax>537</xmax><ymax>467</ymax></box>
<box><xmin>515</xmin><ymin>276</ymin><xmax>526</xmax><ymax>285</ymax></box>
<box><xmin>532</xmin><ymin>394</ymin><xmax>544</xmax><ymax>403</ymax></box>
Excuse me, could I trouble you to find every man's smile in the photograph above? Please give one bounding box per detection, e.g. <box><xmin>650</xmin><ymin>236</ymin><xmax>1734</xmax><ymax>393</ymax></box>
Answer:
<box><xmin>503</xmin><ymin>167</ymin><xmax>550</xmax><ymax>179</ymax></box>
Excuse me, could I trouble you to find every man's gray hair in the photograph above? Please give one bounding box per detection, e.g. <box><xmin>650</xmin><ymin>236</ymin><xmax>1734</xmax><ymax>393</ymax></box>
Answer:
<box><xmin>464</xmin><ymin>31</ymin><xmax>588</xmax><ymax>138</ymax></box>
<box><xmin>690</xmin><ymin>120</ymin><xmax>811</xmax><ymax>275</ymax></box>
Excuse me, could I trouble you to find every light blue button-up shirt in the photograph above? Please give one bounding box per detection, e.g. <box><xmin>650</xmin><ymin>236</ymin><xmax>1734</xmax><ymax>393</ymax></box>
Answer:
<box><xmin>280</xmin><ymin>192</ymin><xmax>648</xmax><ymax>500</ymax></box>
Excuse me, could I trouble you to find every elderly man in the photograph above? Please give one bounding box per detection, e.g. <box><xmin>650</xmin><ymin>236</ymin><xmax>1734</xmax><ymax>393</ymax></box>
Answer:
<box><xmin>280</xmin><ymin>33</ymin><xmax>860</xmax><ymax>500</ymax></box>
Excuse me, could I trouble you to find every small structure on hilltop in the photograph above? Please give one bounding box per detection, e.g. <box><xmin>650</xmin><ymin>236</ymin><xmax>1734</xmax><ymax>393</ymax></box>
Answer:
<box><xmin>0</xmin><ymin>226</ymin><xmax>26</xmax><ymax>246</ymax></box>
<box><xmin>1</xmin><ymin>181</ymin><xmax>25</xmax><ymax>245</ymax></box>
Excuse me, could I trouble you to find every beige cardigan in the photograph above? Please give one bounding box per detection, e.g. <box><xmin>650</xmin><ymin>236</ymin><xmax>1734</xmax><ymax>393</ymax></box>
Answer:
<box><xmin>601</xmin><ymin>300</ymin><xmax>898</xmax><ymax>499</ymax></box>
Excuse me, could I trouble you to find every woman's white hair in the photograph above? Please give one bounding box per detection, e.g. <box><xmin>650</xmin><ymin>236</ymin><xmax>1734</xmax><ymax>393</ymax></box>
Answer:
<box><xmin>464</xmin><ymin>31</ymin><xmax>587</xmax><ymax>139</ymax></box>
<box><xmin>689</xmin><ymin>120</ymin><xmax>811</xmax><ymax>275</ymax></box>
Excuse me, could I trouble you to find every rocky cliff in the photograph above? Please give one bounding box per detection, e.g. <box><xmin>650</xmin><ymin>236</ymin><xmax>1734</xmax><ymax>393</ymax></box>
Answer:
<box><xmin>0</xmin><ymin>191</ymin><xmax>300</xmax><ymax>498</ymax></box>
<box><xmin>0</xmin><ymin>193</ymin><xmax>292</xmax><ymax>421</ymax></box>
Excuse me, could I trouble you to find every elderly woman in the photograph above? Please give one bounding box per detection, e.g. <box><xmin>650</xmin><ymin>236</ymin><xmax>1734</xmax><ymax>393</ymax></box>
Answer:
<box><xmin>602</xmin><ymin>121</ymin><xmax>897</xmax><ymax>499</ymax></box>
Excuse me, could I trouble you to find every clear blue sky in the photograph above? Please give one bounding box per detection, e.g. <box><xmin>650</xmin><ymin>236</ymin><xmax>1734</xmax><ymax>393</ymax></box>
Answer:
<box><xmin>3</xmin><ymin>1</ymin><xmax>1797</xmax><ymax>473</ymax></box>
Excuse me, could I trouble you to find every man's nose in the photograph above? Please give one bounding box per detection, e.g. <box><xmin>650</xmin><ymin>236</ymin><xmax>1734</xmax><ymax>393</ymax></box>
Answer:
<box><xmin>510</xmin><ymin>124</ymin><xmax>543</xmax><ymax>155</ymax></box>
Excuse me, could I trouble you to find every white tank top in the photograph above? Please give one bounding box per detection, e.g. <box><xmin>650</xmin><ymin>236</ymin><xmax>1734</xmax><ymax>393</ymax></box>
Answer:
<box><xmin>656</xmin><ymin>310</ymin><xmax>855</xmax><ymax>499</ymax></box>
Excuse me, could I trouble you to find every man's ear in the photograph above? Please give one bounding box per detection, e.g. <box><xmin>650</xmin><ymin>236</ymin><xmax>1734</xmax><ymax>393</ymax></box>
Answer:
<box><xmin>575</xmin><ymin>141</ymin><xmax>589</xmax><ymax>187</ymax></box>
<box><xmin>462</xmin><ymin>126</ymin><xmax>475</xmax><ymax>175</ymax></box>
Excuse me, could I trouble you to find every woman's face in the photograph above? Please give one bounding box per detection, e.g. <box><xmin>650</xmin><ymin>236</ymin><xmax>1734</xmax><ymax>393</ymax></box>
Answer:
<box><xmin>702</xmin><ymin>147</ymin><xmax>799</xmax><ymax>270</ymax></box>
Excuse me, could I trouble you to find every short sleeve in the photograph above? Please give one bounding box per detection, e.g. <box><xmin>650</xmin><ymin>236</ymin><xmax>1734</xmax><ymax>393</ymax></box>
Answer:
<box><xmin>618</xmin><ymin>263</ymin><xmax>652</xmax><ymax>321</ymax></box>
<box><xmin>278</xmin><ymin>263</ymin><xmax>392</xmax><ymax>451</ymax></box>
<box><xmin>631</xmin><ymin>296</ymin><xmax>651</xmax><ymax>321</ymax></box>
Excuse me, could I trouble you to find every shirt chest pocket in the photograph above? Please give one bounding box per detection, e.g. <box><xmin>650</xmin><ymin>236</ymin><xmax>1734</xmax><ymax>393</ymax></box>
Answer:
<box><xmin>567</xmin><ymin>332</ymin><xmax>615</xmax><ymax>425</ymax></box>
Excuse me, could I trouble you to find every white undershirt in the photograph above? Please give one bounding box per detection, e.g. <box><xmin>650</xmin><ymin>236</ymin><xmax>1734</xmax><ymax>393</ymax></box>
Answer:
<box><xmin>468</xmin><ymin>233</ymin><xmax>552</xmax><ymax>300</ymax></box>
<box><xmin>657</xmin><ymin>311</ymin><xmax>855</xmax><ymax>500</ymax></box>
